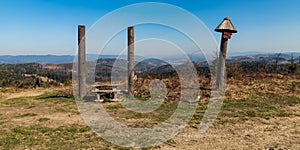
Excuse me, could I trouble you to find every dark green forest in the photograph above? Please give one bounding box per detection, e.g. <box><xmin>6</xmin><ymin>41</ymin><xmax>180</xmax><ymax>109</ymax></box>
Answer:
<box><xmin>0</xmin><ymin>63</ymin><xmax>72</xmax><ymax>88</ymax></box>
<box><xmin>0</xmin><ymin>60</ymin><xmax>298</xmax><ymax>88</ymax></box>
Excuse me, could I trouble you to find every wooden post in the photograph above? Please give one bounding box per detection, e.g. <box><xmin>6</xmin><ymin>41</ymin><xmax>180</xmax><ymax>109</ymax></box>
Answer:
<box><xmin>78</xmin><ymin>25</ymin><xmax>87</xmax><ymax>98</ymax></box>
<box><xmin>214</xmin><ymin>18</ymin><xmax>237</xmax><ymax>90</ymax></box>
<box><xmin>216</xmin><ymin>33</ymin><xmax>228</xmax><ymax>90</ymax></box>
<box><xmin>128</xmin><ymin>26</ymin><xmax>134</xmax><ymax>95</ymax></box>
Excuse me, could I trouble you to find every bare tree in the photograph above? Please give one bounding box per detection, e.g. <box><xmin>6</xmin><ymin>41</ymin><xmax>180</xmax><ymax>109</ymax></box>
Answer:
<box><xmin>288</xmin><ymin>53</ymin><xmax>298</xmax><ymax>74</ymax></box>
<box><xmin>274</xmin><ymin>53</ymin><xmax>282</xmax><ymax>74</ymax></box>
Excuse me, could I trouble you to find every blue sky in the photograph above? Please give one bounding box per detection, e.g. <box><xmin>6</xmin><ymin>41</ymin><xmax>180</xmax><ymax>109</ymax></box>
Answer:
<box><xmin>0</xmin><ymin>0</ymin><xmax>299</xmax><ymax>55</ymax></box>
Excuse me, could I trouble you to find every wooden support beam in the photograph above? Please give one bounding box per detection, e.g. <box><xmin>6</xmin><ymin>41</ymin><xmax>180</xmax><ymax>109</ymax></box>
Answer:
<box><xmin>78</xmin><ymin>25</ymin><xmax>87</xmax><ymax>98</ymax></box>
<box><xmin>128</xmin><ymin>26</ymin><xmax>134</xmax><ymax>95</ymax></box>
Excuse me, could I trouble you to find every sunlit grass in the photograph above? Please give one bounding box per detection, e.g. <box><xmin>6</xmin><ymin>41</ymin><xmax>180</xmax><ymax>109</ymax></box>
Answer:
<box><xmin>0</xmin><ymin>76</ymin><xmax>299</xmax><ymax>148</ymax></box>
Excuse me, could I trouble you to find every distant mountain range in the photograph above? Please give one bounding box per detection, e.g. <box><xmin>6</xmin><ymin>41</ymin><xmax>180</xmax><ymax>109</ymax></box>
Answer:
<box><xmin>0</xmin><ymin>55</ymin><xmax>74</xmax><ymax>64</ymax></box>
<box><xmin>227</xmin><ymin>52</ymin><xmax>300</xmax><ymax>64</ymax></box>
<box><xmin>0</xmin><ymin>52</ymin><xmax>299</xmax><ymax>64</ymax></box>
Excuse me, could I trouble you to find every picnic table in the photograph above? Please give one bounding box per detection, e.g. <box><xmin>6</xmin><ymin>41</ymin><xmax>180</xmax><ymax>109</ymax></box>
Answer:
<box><xmin>92</xmin><ymin>83</ymin><xmax>123</xmax><ymax>101</ymax></box>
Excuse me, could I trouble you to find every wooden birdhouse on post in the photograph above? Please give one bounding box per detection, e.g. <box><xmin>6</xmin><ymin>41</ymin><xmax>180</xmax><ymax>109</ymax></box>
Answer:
<box><xmin>215</xmin><ymin>17</ymin><xmax>237</xmax><ymax>90</ymax></box>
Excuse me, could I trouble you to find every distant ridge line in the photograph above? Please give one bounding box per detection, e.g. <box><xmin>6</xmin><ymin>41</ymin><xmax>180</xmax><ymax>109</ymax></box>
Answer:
<box><xmin>0</xmin><ymin>52</ymin><xmax>299</xmax><ymax>64</ymax></box>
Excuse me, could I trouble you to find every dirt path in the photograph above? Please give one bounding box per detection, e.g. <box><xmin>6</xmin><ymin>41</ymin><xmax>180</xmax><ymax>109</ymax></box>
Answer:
<box><xmin>2</xmin><ymin>87</ymin><xmax>67</xmax><ymax>100</ymax></box>
<box><xmin>5</xmin><ymin>89</ymin><xmax>48</xmax><ymax>99</ymax></box>
<box><xmin>161</xmin><ymin>105</ymin><xmax>300</xmax><ymax>150</ymax></box>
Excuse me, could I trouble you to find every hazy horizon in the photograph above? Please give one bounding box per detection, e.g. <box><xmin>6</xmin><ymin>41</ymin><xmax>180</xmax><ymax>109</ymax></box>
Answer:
<box><xmin>0</xmin><ymin>51</ymin><xmax>300</xmax><ymax>57</ymax></box>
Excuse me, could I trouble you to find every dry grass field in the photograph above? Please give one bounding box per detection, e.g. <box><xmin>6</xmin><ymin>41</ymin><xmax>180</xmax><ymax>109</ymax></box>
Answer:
<box><xmin>0</xmin><ymin>73</ymin><xmax>299</xmax><ymax>149</ymax></box>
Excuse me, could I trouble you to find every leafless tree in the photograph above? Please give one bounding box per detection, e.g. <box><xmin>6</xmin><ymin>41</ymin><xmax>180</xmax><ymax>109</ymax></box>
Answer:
<box><xmin>274</xmin><ymin>53</ymin><xmax>281</xmax><ymax>73</ymax></box>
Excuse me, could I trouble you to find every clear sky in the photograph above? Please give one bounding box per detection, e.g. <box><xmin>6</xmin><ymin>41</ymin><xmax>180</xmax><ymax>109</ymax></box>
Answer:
<box><xmin>0</xmin><ymin>0</ymin><xmax>299</xmax><ymax>55</ymax></box>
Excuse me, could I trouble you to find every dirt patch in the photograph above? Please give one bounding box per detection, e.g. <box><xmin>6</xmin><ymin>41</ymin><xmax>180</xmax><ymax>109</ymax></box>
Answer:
<box><xmin>5</xmin><ymin>89</ymin><xmax>48</xmax><ymax>99</ymax></box>
<box><xmin>161</xmin><ymin>111</ymin><xmax>300</xmax><ymax>149</ymax></box>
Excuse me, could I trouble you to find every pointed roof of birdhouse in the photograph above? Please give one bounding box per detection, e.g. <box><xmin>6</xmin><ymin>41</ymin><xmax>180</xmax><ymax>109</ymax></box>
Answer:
<box><xmin>215</xmin><ymin>17</ymin><xmax>237</xmax><ymax>33</ymax></box>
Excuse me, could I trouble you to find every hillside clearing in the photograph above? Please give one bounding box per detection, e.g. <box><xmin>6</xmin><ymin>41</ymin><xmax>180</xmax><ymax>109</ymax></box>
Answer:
<box><xmin>0</xmin><ymin>74</ymin><xmax>299</xmax><ymax>149</ymax></box>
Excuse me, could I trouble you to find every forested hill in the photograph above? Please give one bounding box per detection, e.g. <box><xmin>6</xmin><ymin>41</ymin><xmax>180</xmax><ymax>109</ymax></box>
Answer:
<box><xmin>0</xmin><ymin>52</ymin><xmax>299</xmax><ymax>64</ymax></box>
<box><xmin>0</xmin><ymin>63</ymin><xmax>72</xmax><ymax>87</ymax></box>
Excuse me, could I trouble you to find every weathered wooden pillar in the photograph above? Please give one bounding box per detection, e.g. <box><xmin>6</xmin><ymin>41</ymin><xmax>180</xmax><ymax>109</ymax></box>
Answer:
<box><xmin>128</xmin><ymin>26</ymin><xmax>134</xmax><ymax>95</ymax></box>
<box><xmin>216</xmin><ymin>33</ymin><xmax>228</xmax><ymax>89</ymax></box>
<box><xmin>78</xmin><ymin>25</ymin><xmax>87</xmax><ymax>98</ymax></box>
<box><xmin>215</xmin><ymin>18</ymin><xmax>237</xmax><ymax>90</ymax></box>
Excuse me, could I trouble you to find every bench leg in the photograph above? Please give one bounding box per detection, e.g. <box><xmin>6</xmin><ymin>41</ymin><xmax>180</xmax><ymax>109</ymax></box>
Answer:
<box><xmin>96</xmin><ymin>93</ymin><xmax>101</xmax><ymax>101</ymax></box>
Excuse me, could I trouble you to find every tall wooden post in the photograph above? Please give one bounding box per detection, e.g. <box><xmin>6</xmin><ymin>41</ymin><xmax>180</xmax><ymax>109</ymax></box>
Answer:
<box><xmin>78</xmin><ymin>25</ymin><xmax>87</xmax><ymax>98</ymax></box>
<box><xmin>216</xmin><ymin>33</ymin><xmax>228</xmax><ymax>89</ymax></box>
<box><xmin>128</xmin><ymin>26</ymin><xmax>134</xmax><ymax>95</ymax></box>
<box><xmin>215</xmin><ymin>18</ymin><xmax>237</xmax><ymax>90</ymax></box>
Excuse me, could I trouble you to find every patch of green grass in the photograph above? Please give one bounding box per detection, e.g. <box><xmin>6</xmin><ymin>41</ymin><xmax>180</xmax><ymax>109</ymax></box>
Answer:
<box><xmin>0</xmin><ymin>124</ymin><xmax>111</xmax><ymax>149</ymax></box>
<box><xmin>26</xmin><ymin>105</ymin><xmax>36</xmax><ymax>109</ymax></box>
<box><xmin>105</xmin><ymin>92</ymin><xmax>299</xmax><ymax>126</ymax></box>
<box><xmin>0</xmin><ymin>121</ymin><xmax>6</xmax><ymax>125</ymax></box>
<box><xmin>55</xmin><ymin>107</ymin><xmax>68</xmax><ymax>112</ymax></box>
<box><xmin>291</xmin><ymin>81</ymin><xmax>300</xmax><ymax>88</ymax></box>
<box><xmin>0</xmin><ymin>133</ymin><xmax>20</xmax><ymax>149</ymax></box>
<box><xmin>1</xmin><ymin>93</ymin><xmax>75</xmax><ymax>108</ymax></box>
<box><xmin>13</xmin><ymin>126</ymin><xmax>35</xmax><ymax>135</ymax></box>
<box><xmin>17</xmin><ymin>113</ymin><xmax>38</xmax><ymax>118</ymax></box>
<box><xmin>133</xmin><ymin>96</ymin><xmax>149</xmax><ymax>101</ymax></box>
<box><xmin>219</xmin><ymin>93</ymin><xmax>299</xmax><ymax>121</ymax></box>
<box><xmin>79</xmin><ymin>126</ymin><xmax>91</xmax><ymax>133</ymax></box>
<box><xmin>257</xmin><ymin>93</ymin><xmax>300</xmax><ymax>106</ymax></box>
<box><xmin>54</xmin><ymin>106</ymin><xmax>77</xmax><ymax>113</ymax></box>
<box><xmin>166</xmin><ymin>138</ymin><xmax>176</xmax><ymax>145</ymax></box>
<box><xmin>124</xmin><ymin>101</ymin><xmax>178</xmax><ymax>121</ymax></box>
<box><xmin>54</xmin><ymin>97</ymin><xmax>75</xmax><ymax>103</ymax></box>
<box><xmin>38</xmin><ymin>118</ymin><xmax>50</xmax><ymax>122</ymax></box>
<box><xmin>222</xmin><ymin>99</ymin><xmax>275</xmax><ymax>119</ymax></box>
<box><xmin>189</xmin><ymin>104</ymin><xmax>206</xmax><ymax>126</ymax></box>
<box><xmin>103</xmin><ymin>101</ymin><xmax>179</xmax><ymax>128</ymax></box>
<box><xmin>102</xmin><ymin>97</ymin><xmax>112</xmax><ymax>103</ymax></box>
<box><xmin>106</xmin><ymin>105</ymin><xmax>122</xmax><ymax>110</ymax></box>
<box><xmin>36</xmin><ymin>93</ymin><xmax>75</xmax><ymax>103</ymax></box>
<box><xmin>1</xmin><ymin>97</ymin><xmax>39</xmax><ymax>107</ymax></box>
